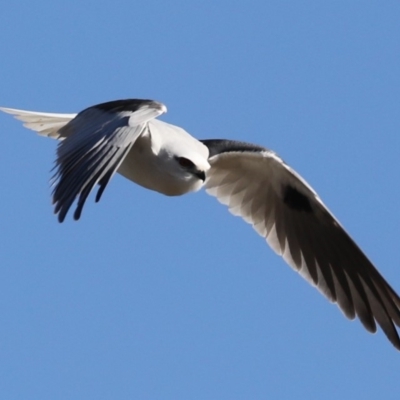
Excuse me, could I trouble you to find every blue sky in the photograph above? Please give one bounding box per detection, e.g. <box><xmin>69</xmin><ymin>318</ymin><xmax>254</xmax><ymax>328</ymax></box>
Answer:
<box><xmin>1</xmin><ymin>1</ymin><xmax>400</xmax><ymax>399</ymax></box>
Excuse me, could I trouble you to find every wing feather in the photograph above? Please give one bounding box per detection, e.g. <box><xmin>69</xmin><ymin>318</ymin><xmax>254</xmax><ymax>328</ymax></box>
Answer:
<box><xmin>52</xmin><ymin>101</ymin><xmax>165</xmax><ymax>221</ymax></box>
<box><xmin>204</xmin><ymin>144</ymin><xmax>400</xmax><ymax>349</ymax></box>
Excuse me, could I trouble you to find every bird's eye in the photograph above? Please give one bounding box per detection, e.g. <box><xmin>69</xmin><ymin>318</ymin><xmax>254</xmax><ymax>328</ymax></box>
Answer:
<box><xmin>176</xmin><ymin>157</ymin><xmax>195</xmax><ymax>168</ymax></box>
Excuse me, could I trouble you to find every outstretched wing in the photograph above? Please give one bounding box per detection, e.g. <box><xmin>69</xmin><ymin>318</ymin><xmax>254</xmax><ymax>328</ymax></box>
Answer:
<box><xmin>202</xmin><ymin>139</ymin><xmax>400</xmax><ymax>349</ymax></box>
<box><xmin>0</xmin><ymin>107</ymin><xmax>76</xmax><ymax>139</ymax></box>
<box><xmin>53</xmin><ymin>99</ymin><xmax>166</xmax><ymax>222</ymax></box>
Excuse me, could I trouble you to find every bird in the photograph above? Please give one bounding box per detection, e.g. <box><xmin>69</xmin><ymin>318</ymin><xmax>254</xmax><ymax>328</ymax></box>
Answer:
<box><xmin>1</xmin><ymin>98</ymin><xmax>399</xmax><ymax>350</ymax></box>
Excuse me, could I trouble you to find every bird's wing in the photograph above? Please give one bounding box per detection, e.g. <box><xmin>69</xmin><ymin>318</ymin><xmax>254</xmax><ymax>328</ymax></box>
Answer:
<box><xmin>0</xmin><ymin>107</ymin><xmax>76</xmax><ymax>139</ymax></box>
<box><xmin>53</xmin><ymin>99</ymin><xmax>166</xmax><ymax>222</ymax></box>
<box><xmin>202</xmin><ymin>139</ymin><xmax>400</xmax><ymax>349</ymax></box>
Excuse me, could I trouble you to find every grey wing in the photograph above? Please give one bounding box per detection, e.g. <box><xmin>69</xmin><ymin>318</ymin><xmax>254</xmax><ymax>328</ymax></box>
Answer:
<box><xmin>203</xmin><ymin>140</ymin><xmax>400</xmax><ymax>349</ymax></box>
<box><xmin>53</xmin><ymin>102</ymin><xmax>165</xmax><ymax>222</ymax></box>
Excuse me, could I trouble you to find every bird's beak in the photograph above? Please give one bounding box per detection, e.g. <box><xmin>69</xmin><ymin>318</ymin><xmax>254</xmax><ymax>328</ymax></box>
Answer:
<box><xmin>195</xmin><ymin>170</ymin><xmax>206</xmax><ymax>182</ymax></box>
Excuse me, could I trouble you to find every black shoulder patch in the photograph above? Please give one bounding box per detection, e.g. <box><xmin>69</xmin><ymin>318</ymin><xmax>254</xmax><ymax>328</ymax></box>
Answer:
<box><xmin>86</xmin><ymin>99</ymin><xmax>162</xmax><ymax>114</ymax></box>
<box><xmin>283</xmin><ymin>185</ymin><xmax>313</xmax><ymax>213</ymax></box>
<box><xmin>201</xmin><ymin>139</ymin><xmax>267</xmax><ymax>158</ymax></box>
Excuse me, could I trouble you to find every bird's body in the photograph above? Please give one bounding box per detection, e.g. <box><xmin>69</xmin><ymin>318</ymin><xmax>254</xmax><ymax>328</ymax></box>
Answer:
<box><xmin>2</xmin><ymin>98</ymin><xmax>400</xmax><ymax>350</ymax></box>
<box><xmin>115</xmin><ymin>118</ymin><xmax>210</xmax><ymax>196</ymax></box>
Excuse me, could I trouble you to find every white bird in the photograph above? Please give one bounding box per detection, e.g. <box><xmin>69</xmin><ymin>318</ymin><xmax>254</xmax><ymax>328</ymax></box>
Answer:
<box><xmin>2</xmin><ymin>99</ymin><xmax>400</xmax><ymax>349</ymax></box>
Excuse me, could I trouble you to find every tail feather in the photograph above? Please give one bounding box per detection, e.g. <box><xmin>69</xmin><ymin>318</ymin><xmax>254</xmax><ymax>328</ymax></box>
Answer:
<box><xmin>0</xmin><ymin>107</ymin><xmax>76</xmax><ymax>139</ymax></box>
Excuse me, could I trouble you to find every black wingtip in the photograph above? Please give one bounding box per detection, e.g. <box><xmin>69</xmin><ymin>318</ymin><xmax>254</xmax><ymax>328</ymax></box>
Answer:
<box><xmin>73</xmin><ymin>206</ymin><xmax>82</xmax><ymax>221</ymax></box>
<box><xmin>57</xmin><ymin>210</ymin><xmax>66</xmax><ymax>223</ymax></box>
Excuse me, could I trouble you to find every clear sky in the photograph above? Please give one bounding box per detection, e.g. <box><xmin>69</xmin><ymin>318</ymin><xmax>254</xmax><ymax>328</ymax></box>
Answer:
<box><xmin>1</xmin><ymin>1</ymin><xmax>399</xmax><ymax>399</ymax></box>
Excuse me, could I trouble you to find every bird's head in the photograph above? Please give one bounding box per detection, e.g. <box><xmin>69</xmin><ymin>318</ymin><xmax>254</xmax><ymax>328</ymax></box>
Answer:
<box><xmin>148</xmin><ymin>119</ymin><xmax>210</xmax><ymax>195</ymax></box>
<box><xmin>156</xmin><ymin>147</ymin><xmax>210</xmax><ymax>195</ymax></box>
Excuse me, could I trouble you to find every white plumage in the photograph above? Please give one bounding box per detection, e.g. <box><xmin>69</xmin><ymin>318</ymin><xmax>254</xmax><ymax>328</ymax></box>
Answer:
<box><xmin>0</xmin><ymin>107</ymin><xmax>76</xmax><ymax>139</ymax></box>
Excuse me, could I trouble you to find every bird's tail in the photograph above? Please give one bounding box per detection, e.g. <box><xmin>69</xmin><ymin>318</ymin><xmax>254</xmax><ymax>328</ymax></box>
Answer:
<box><xmin>0</xmin><ymin>107</ymin><xmax>77</xmax><ymax>140</ymax></box>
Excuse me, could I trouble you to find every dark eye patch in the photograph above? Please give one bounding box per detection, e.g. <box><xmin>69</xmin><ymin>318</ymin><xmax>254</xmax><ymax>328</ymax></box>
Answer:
<box><xmin>176</xmin><ymin>157</ymin><xmax>195</xmax><ymax>168</ymax></box>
